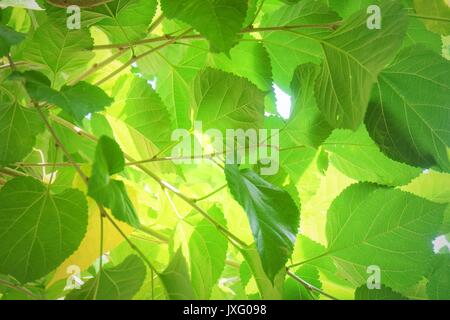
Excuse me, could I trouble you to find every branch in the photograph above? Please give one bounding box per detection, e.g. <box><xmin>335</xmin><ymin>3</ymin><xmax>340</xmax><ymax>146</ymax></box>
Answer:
<box><xmin>49</xmin><ymin>114</ymin><xmax>248</xmax><ymax>249</ymax></box>
<box><xmin>0</xmin><ymin>279</ymin><xmax>41</xmax><ymax>300</ymax></box>
<box><xmin>92</xmin><ymin>21</ymin><xmax>341</xmax><ymax>50</ymax></box>
<box><xmin>34</xmin><ymin>104</ymin><xmax>160</xmax><ymax>274</ymax></box>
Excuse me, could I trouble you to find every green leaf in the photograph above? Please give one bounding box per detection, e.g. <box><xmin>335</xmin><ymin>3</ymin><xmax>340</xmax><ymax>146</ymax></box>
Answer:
<box><xmin>426</xmin><ymin>254</ymin><xmax>450</xmax><ymax>300</ymax></box>
<box><xmin>189</xmin><ymin>206</ymin><xmax>228</xmax><ymax>299</ymax></box>
<box><xmin>316</xmin><ymin>0</ymin><xmax>408</xmax><ymax>129</ymax></box>
<box><xmin>109</xmin><ymin>75</ymin><xmax>172</xmax><ymax>150</ymax></box>
<box><xmin>354</xmin><ymin>284</ymin><xmax>408</xmax><ymax>300</ymax></box>
<box><xmin>84</xmin><ymin>0</ymin><xmax>157</xmax><ymax>43</ymax></box>
<box><xmin>283</xmin><ymin>265</ymin><xmax>321</xmax><ymax>300</ymax></box>
<box><xmin>15</xmin><ymin>71</ymin><xmax>113</xmax><ymax>124</ymax></box>
<box><xmin>21</xmin><ymin>20</ymin><xmax>94</xmax><ymax>88</ymax></box>
<box><xmin>225</xmin><ymin>165</ymin><xmax>300</xmax><ymax>281</ymax></box>
<box><xmin>135</xmin><ymin>40</ymin><xmax>207</xmax><ymax>129</ymax></box>
<box><xmin>366</xmin><ymin>45</ymin><xmax>450</xmax><ymax>171</ymax></box>
<box><xmin>403</xmin><ymin>17</ymin><xmax>442</xmax><ymax>53</ymax></box>
<box><xmin>208</xmin><ymin>36</ymin><xmax>274</xmax><ymax>98</ymax></box>
<box><xmin>66</xmin><ymin>255</ymin><xmax>146</xmax><ymax>300</ymax></box>
<box><xmin>260</xmin><ymin>0</ymin><xmax>340</xmax><ymax>91</ymax></box>
<box><xmin>159</xmin><ymin>249</ymin><xmax>196</xmax><ymax>300</ymax></box>
<box><xmin>0</xmin><ymin>177</ymin><xmax>88</xmax><ymax>283</ymax></box>
<box><xmin>0</xmin><ymin>23</ymin><xmax>25</xmax><ymax>56</ymax></box>
<box><xmin>0</xmin><ymin>101</ymin><xmax>45</xmax><ymax>166</ymax></box>
<box><xmin>325</xmin><ymin>183</ymin><xmax>446</xmax><ymax>290</ymax></box>
<box><xmin>285</xmin><ymin>63</ymin><xmax>332</xmax><ymax>147</ymax></box>
<box><xmin>160</xmin><ymin>0</ymin><xmax>248</xmax><ymax>52</ymax></box>
<box><xmin>193</xmin><ymin>68</ymin><xmax>265</xmax><ymax>131</ymax></box>
<box><xmin>88</xmin><ymin>136</ymin><xmax>140</xmax><ymax>227</ymax></box>
<box><xmin>413</xmin><ymin>0</ymin><xmax>450</xmax><ymax>35</ymax></box>
<box><xmin>323</xmin><ymin>125</ymin><xmax>421</xmax><ymax>186</ymax></box>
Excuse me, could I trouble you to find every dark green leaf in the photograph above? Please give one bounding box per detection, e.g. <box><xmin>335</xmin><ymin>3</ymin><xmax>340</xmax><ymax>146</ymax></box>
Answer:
<box><xmin>225</xmin><ymin>165</ymin><xmax>300</xmax><ymax>281</ymax></box>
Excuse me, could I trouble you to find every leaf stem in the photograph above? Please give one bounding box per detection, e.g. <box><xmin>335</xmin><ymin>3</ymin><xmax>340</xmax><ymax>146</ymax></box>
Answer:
<box><xmin>408</xmin><ymin>14</ymin><xmax>450</xmax><ymax>23</ymax></box>
<box><xmin>286</xmin><ymin>268</ymin><xmax>339</xmax><ymax>300</ymax></box>
<box><xmin>194</xmin><ymin>184</ymin><xmax>227</xmax><ymax>202</ymax></box>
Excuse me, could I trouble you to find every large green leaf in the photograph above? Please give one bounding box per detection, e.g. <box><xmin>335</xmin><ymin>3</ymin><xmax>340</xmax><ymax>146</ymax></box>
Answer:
<box><xmin>366</xmin><ymin>45</ymin><xmax>450</xmax><ymax>172</ymax></box>
<box><xmin>159</xmin><ymin>249</ymin><xmax>196</xmax><ymax>300</ymax></box>
<box><xmin>325</xmin><ymin>183</ymin><xmax>446</xmax><ymax>290</ymax></box>
<box><xmin>66</xmin><ymin>255</ymin><xmax>146</xmax><ymax>300</ymax></box>
<box><xmin>21</xmin><ymin>20</ymin><xmax>94</xmax><ymax>88</ymax></box>
<box><xmin>260</xmin><ymin>0</ymin><xmax>339</xmax><ymax>91</ymax></box>
<box><xmin>354</xmin><ymin>284</ymin><xmax>408</xmax><ymax>300</ymax></box>
<box><xmin>323</xmin><ymin>126</ymin><xmax>421</xmax><ymax>186</ymax></box>
<box><xmin>189</xmin><ymin>206</ymin><xmax>228</xmax><ymax>299</ymax></box>
<box><xmin>0</xmin><ymin>177</ymin><xmax>88</xmax><ymax>283</ymax></box>
<box><xmin>88</xmin><ymin>136</ymin><xmax>140</xmax><ymax>227</ymax></box>
<box><xmin>160</xmin><ymin>0</ymin><xmax>248</xmax><ymax>52</ymax></box>
<box><xmin>225</xmin><ymin>165</ymin><xmax>300</xmax><ymax>281</ymax></box>
<box><xmin>193</xmin><ymin>68</ymin><xmax>265</xmax><ymax>131</ymax></box>
<box><xmin>315</xmin><ymin>0</ymin><xmax>407</xmax><ymax>129</ymax></box>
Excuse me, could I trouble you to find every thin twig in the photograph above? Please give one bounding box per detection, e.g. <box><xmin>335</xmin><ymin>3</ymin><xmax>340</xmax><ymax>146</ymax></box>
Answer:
<box><xmin>0</xmin><ymin>279</ymin><xmax>40</xmax><ymax>300</ymax></box>
<box><xmin>286</xmin><ymin>269</ymin><xmax>339</xmax><ymax>300</ymax></box>
<box><xmin>92</xmin><ymin>22</ymin><xmax>341</xmax><ymax>50</ymax></box>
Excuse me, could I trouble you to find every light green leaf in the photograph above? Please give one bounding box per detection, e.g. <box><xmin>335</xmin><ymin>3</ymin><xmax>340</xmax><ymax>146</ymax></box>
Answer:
<box><xmin>84</xmin><ymin>0</ymin><xmax>157</xmax><ymax>43</ymax></box>
<box><xmin>329</xmin><ymin>0</ymin><xmax>373</xmax><ymax>19</ymax></box>
<box><xmin>325</xmin><ymin>183</ymin><xmax>446</xmax><ymax>290</ymax></box>
<box><xmin>413</xmin><ymin>0</ymin><xmax>450</xmax><ymax>35</ymax></box>
<box><xmin>88</xmin><ymin>136</ymin><xmax>140</xmax><ymax>227</ymax></box>
<box><xmin>109</xmin><ymin>75</ymin><xmax>172</xmax><ymax>150</ymax></box>
<box><xmin>189</xmin><ymin>206</ymin><xmax>228</xmax><ymax>299</ymax></box>
<box><xmin>159</xmin><ymin>249</ymin><xmax>196</xmax><ymax>300</ymax></box>
<box><xmin>193</xmin><ymin>68</ymin><xmax>265</xmax><ymax>131</ymax></box>
<box><xmin>366</xmin><ymin>45</ymin><xmax>450</xmax><ymax>171</ymax></box>
<box><xmin>240</xmin><ymin>245</ymin><xmax>284</xmax><ymax>299</ymax></box>
<box><xmin>21</xmin><ymin>20</ymin><xmax>94</xmax><ymax>88</ymax></box>
<box><xmin>66</xmin><ymin>255</ymin><xmax>146</xmax><ymax>300</ymax></box>
<box><xmin>0</xmin><ymin>101</ymin><xmax>45</xmax><ymax>166</ymax></box>
<box><xmin>283</xmin><ymin>265</ymin><xmax>321</xmax><ymax>300</ymax></box>
<box><xmin>160</xmin><ymin>0</ymin><xmax>248</xmax><ymax>52</ymax></box>
<box><xmin>323</xmin><ymin>125</ymin><xmax>421</xmax><ymax>186</ymax></box>
<box><xmin>135</xmin><ymin>40</ymin><xmax>207</xmax><ymax>129</ymax></box>
<box><xmin>354</xmin><ymin>284</ymin><xmax>408</xmax><ymax>300</ymax></box>
<box><xmin>316</xmin><ymin>0</ymin><xmax>407</xmax><ymax>129</ymax></box>
<box><xmin>225</xmin><ymin>165</ymin><xmax>300</xmax><ymax>281</ymax></box>
<box><xmin>0</xmin><ymin>177</ymin><xmax>88</xmax><ymax>283</ymax></box>
<box><xmin>260</xmin><ymin>0</ymin><xmax>339</xmax><ymax>91</ymax></box>
<box><xmin>285</xmin><ymin>63</ymin><xmax>332</xmax><ymax>147</ymax></box>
